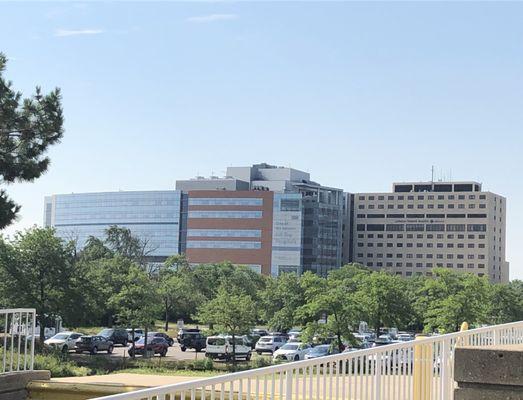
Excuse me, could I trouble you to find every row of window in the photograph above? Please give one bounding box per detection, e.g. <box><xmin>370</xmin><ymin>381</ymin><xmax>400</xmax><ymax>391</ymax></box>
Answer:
<box><xmin>188</xmin><ymin>198</ymin><xmax>263</xmax><ymax>206</ymax></box>
<box><xmin>187</xmin><ymin>229</ymin><xmax>262</xmax><ymax>238</ymax></box>
<box><xmin>357</xmin><ymin>252</ymin><xmax>486</xmax><ymax>259</ymax></box>
<box><xmin>357</xmin><ymin>224</ymin><xmax>487</xmax><ymax>232</ymax></box>
<box><xmin>188</xmin><ymin>211</ymin><xmax>263</xmax><ymax>219</ymax></box>
<box><xmin>396</xmin><ymin>271</ymin><xmax>486</xmax><ymax>278</ymax></box>
<box><xmin>358</xmin><ymin>194</ymin><xmax>488</xmax><ymax>201</ymax></box>
<box><xmin>358</xmin><ymin>203</ymin><xmax>489</xmax><ymax>210</ymax></box>
<box><xmin>357</xmin><ymin>242</ymin><xmax>486</xmax><ymax>249</ymax></box>
<box><xmin>356</xmin><ymin>260</ymin><xmax>486</xmax><ymax>269</ymax></box>
<box><xmin>186</xmin><ymin>241</ymin><xmax>262</xmax><ymax>249</ymax></box>
<box><xmin>357</xmin><ymin>233</ymin><xmax>486</xmax><ymax>240</ymax></box>
<box><xmin>357</xmin><ymin>213</ymin><xmax>487</xmax><ymax>219</ymax></box>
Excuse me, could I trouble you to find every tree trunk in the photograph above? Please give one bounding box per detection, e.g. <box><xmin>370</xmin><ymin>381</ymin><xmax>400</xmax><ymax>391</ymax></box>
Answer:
<box><xmin>131</xmin><ymin>328</ymin><xmax>136</xmax><ymax>359</ymax></box>
<box><xmin>144</xmin><ymin>327</ymin><xmax>149</xmax><ymax>358</ymax></box>
<box><xmin>336</xmin><ymin>331</ymin><xmax>343</xmax><ymax>353</ymax></box>
<box><xmin>38</xmin><ymin>316</ymin><xmax>46</xmax><ymax>343</ymax></box>
<box><xmin>231</xmin><ymin>333</ymin><xmax>237</xmax><ymax>371</ymax></box>
<box><xmin>164</xmin><ymin>300</ymin><xmax>169</xmax><ymax>332</ymax></box>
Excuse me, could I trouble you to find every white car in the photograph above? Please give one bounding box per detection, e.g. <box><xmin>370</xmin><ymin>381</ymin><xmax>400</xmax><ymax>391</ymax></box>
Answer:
<box><xmin>273</xmin><ymin>342</ymin><xmax>312</xmax><ymax>362</ymax></box>
<box><xmin>396</xmin><ymin>333</ymin><xmax>414</xmax><ymax>342</ymax></box>
<box><xmin>44</xmin><ymin>332</ymin><xmax>84</xmax><ymax>352</ymax></box>
<box><xmin>205</xmin><ymin>335</ymin><xmax>251</xmax><ymax>361</ymax></box>
<box><xmin>126</xmin><ymin>328</ymin><xmax>145</xmax><ymax>341</ymax></box>
<box><xmin>255</xmin><ymin>335</ymin><xmax>286</xmax><ymax>354</ymax></box>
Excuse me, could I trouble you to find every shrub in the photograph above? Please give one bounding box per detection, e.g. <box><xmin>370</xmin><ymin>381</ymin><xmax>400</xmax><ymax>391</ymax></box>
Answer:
<box><xmin>34</xmin><ymin>353</ymin><xmax>90</xmax><ymax>377</ymax></box>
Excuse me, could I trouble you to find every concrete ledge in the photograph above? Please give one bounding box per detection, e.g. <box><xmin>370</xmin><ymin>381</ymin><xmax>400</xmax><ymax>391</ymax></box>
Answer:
<box><xmin>28</xmin><ymin>380</ymin><xmax>148</xmax><ymax>400</ymax></box>
<box><xmin>455</xmin><ymin>384</ymin><xmax>523</xmax><ymax>400</ymax></box>
<box><xmin>0</xmin><ymin>370</ymin><xmax>51</xmax><ymax>400</ymax></box>
<box><xmin>454</xmin><ymin>345</ymin><xmax>523</xmax><ymax>386</ymax></box>
<box><xmin>454</xmin><ymin>345</ymin><xmax>523</xmax><ymax>400</ymax></box>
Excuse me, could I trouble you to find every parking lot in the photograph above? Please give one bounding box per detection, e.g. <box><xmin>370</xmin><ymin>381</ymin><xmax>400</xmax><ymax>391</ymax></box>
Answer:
<box><xmin>69</xmin><ymin>340</ymin><xmax>272</xmax><ymax>362</ymax></box>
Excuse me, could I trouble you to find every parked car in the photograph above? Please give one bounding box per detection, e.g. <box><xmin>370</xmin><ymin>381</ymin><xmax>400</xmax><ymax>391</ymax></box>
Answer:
<box><xmin>374</xmin><ymin>334</ymin><xmax>393</xmax><ymax>347</ymax></box>
<box><xmin>126</xmin><ymin>328</ymin><xmax>145</xmax><ymax>342</ymax></box>
<box><xmin>273</xmin><ymin>342</ymin><xmax>311</xmax><ymax>362</ymax></box>
<box><xmin>128</xmin><ymin>337</ymin><xmax>169</xmax><ymax>357</ymax></box>
<box><xmin>75</xmin><ymin>335</ymin><xmax>114</xmax><ymax>355</ymax></box>
<box><xmin>205</xmin><ymin>335</ymin><xmax>251</xmax><ymax>361</ymax></box>
<box><xmin>304</xmin><ymin>344</ymin><xmax>339</xmax><ymax>360</ymax></box>
<box><xmin>44</xmin><ymin>332</ymin><xmax>84</xmax><ymax>353</ymax></box>
<box><xmin>396</xmin><ymin>333</ymin><xmax>414</xmax><ymax>342</ymax></box>
<box><xmin>245</xmin><ymin>329</ymin><xmax>269</xmax><ymax>349</ymax></box>
<box><xmin>149</xmin><ymin>332</ymin><xmax>174</xmax><ymax>346</ymax></box>
<box><xmin>179</xmin><ymin>331</ymin><xmax>206</xmax><ymax>352</ymax></box>
<box><xmin>255</xmin><ymin>335</ymin><xmax>286</xmax><ymax>355</ymax></box>
<box><xmin>177</xmin><ymin>328</ymin><xmax>201</xmax><ymax>342</ymax></box>
<box><xmin>98</xmin><ymin>328</ymin><xmax>128</xmax><ymax>346</ymax></box>
<box><xmin>251</xmin><ymin>328</ymin><xmax>269</xmax><ymax>337</ymax></box>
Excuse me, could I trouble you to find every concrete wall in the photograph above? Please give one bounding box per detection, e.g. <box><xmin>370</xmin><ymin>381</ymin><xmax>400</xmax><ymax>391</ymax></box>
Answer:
<box><xmin>454</xmin><ymin>344</ymin><xmax>523</xmax><ymax>400</ymax></box>
<box><xmin>0</xmin><ymin>370</ymin><xmax>50</xmax><ymax>400</ymax></box>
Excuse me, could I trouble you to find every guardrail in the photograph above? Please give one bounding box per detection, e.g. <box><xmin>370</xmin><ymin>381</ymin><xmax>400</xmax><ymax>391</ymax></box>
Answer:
<box><xmin>0</xmin><ymin>308</ymin><xmax>36</xmax><ymax>374</ymax></box>
<box><xmin>91</xmin><ymin>320</ymin><xmax>523</xmax><ymax>400</ymax></box>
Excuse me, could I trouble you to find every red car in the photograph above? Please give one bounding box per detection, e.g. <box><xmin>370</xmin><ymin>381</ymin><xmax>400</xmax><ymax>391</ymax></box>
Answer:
<box><xmin>128</xmin><ymin>336</ymin><xmax>169</xmax><ymax>357</ymax></box>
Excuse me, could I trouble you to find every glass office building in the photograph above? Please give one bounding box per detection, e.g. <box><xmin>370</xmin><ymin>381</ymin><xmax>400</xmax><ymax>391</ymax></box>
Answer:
<box><xmin>44</xmin><ymin>191</ymin><xmax>182</xmax><ymax>259</ymax></box>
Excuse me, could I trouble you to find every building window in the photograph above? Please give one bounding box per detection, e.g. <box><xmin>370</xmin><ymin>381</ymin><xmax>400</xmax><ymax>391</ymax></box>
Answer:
<box><xmin>187</xmin><ymin>241</ymin><xmax>261</xmax><ymax>249</ymax></box>
<box><xmin>188</xmin><ymin>229</ymin><xmax>261</xmax><ymax>238</ymax></box>
<box><xmin>189</xmin><ymin>210</ymin><xmax>263</xmax><ymax>219</ymax></box>
<box><xmin>406</xmin><ymin>224</ymin><xmax>424</xmax><ymax>231</ymax></box>
<box><xmin>189</xmin><ymin>198</ymin><xmax>263</xmax><ymax>206</ymax></box>
<box><xmin>467</xmin><ymin>224</ymin><xmax>487</xmax><ymax>232</ymax></box>
<box><xmin>280</xmin><ymin>199</ymin><xmax>300</xmax><ymax>211</ymax></box>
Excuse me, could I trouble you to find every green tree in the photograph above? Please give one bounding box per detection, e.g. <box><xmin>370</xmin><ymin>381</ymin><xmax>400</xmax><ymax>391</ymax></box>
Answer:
<box><xmin>299</xmin><ymin>268</ymin><xmax>361</xmax><ymax>352</ymax></box>
<box><xmin>260</xmin><ymin>272</ymin><xmax>305</xmax><ymax>332</ymax></box>
<box><xmin>417</xmin><ymin>268</ymin><xmax>490</xmax><ymax>333</ymax></box>
<box><xmin>487</xmin><ymin>280</ymin><xmax>523</xmax><ymax>324</ymax></box>
<box><xmin>109</xmin><ymin>265</ymin><xmax>160</xmax><ymax>357</ymax></box>
<box><xmin>104</xmin><ymin>226</ymin><xmax>152</xmax><ymax>268</ymax></box>
<box><xmin>197</xmin><ymin>284</ymin><xmax>257</xmax><ymax>367</ymax></box>
<box><xmin>157</xmin><ymin>255</ymin><xmax>205</xmax><ymax>330</ymax></box>
<box><xmin>0</xmin><ymin>53</ymin><xmax>63</xmax><ymax>229</ymax></box>
<box><xmin>355</xmin><ymin>271</ymin><xmax>412</xmax><ymax>337</ymax></box>
<box><xmin>0</xmin><ymin>227</ymin><xmax>74</xmax><ymax>340</ymax></box>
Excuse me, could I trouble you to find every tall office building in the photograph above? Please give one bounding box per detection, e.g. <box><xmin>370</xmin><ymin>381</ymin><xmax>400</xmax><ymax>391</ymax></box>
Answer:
<box><xmin>347</xmin><ymin>181</ymin><xmax>508</xmax><ymax>283</ymax></box>
<box><xmin>177</xmin><ymin>163</ymin><xmax>344</xmax><ymax>275</ymax></box>
<box><xmin>44</xmin><ymin>163</ymin><xmax>344</xmax><ymax>276</ymax></box>
<box><xmin>44</xmin><ymin>191</ymin><xmax>182</xmax><ymax>261</ymax></box>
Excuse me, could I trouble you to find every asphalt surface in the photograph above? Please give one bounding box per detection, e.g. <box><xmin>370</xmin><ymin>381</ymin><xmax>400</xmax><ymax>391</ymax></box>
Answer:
<box><xmin>69</xmin><ymin>341</ymin><xmax>269</xmax><ymax>362</ymax></box>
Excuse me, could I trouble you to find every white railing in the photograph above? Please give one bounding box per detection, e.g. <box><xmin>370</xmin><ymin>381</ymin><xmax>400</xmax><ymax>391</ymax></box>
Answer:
<box><xmin>91</xmin><ymin>320</ymin><xmax>523</xmax><ymax>400</ymax></box>
<box><xmin>0</xmin><ymin>308</ymin><xmax>36</xmax><ymax>374</ymax></box>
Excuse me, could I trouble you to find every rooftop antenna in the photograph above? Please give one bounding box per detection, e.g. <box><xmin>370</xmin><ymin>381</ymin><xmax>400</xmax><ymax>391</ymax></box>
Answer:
<box><xmin>431</xmin><ymin>166</ymin><xmax>434</xmax><ymax>183</ymax></box>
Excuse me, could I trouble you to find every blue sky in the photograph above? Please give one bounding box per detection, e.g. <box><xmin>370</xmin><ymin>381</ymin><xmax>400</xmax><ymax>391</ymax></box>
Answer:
<box><xmin>1</xmin><ymin>2</ymin><xmax>522</xmax><ymax>279</ymax></box>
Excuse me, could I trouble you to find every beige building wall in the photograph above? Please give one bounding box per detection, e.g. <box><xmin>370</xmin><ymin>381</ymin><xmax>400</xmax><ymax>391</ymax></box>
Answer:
<box><xmin>351</xmin><ymin>182</ymin><xmax>508</xmax><ymax>283</ymax></box>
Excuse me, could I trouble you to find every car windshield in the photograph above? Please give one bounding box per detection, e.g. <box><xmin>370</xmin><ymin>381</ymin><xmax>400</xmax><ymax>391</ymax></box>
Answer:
<box><xmin>281</xmin><ymin>344</ymin><xmax>299</xmax><ymax>351</ymax></box>
<box><xmin>259</xmin><ymin>337</ymin><xmax>272</xmax><ymax>343</ymax></box>
<box><xmin>98</xmin><ymin>329</ymin><xmax>112</xmax><ymax>337</ymax></box>
<box><xmin>311</xmin><ymin>345</ymin><xmax>329</xmax><ymax>354</ymax></box>
<box><xmin>208</xmin><ymin>338</ymin><xmax>226</xmax><ymax>346</ymax></box>
<box><xmin>51</xmin><ymin>333</ymin><xmax>69</xmax><ymax>340</ymax></box>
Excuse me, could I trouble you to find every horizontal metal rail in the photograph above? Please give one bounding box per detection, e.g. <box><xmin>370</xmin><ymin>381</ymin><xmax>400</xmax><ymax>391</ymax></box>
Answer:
<box><xmin>91</xmin><ymin>320</ymin><xmax>523</xmax><ymax>400</ymax></box>
<box><xmin>0</xmin><ymin>308</ymin><xmax>36</xmax><ymax>374</ymax></box>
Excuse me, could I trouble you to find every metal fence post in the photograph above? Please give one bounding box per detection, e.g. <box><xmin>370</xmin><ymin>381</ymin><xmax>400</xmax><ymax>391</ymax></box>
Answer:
<box><xmin>285</xmin><ymin>369</ymin><xmax>293</xmax><ymax>400</ymax></box>
<box><xmin>440</xmin><ymin>339</ymin><xmax>450</xmax><ymax>400</ymax></box>
<box><xmin>413</xmin><ymin>335</ymin><xmax>432</xmax><ymax>400</ymax></box>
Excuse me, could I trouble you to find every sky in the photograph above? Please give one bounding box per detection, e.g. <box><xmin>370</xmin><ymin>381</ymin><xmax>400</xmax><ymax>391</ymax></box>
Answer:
<box><xmin>1</xmin><ymin>1</ymin><xmax>522</xmax><ymax>279</ymax></box>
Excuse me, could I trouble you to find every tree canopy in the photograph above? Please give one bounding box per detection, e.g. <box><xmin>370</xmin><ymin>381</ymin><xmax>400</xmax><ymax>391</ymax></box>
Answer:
<box><xmin>0</xmin><ymin>53</ymin><xmax>63</xmax><ymax>229</ymax></box>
